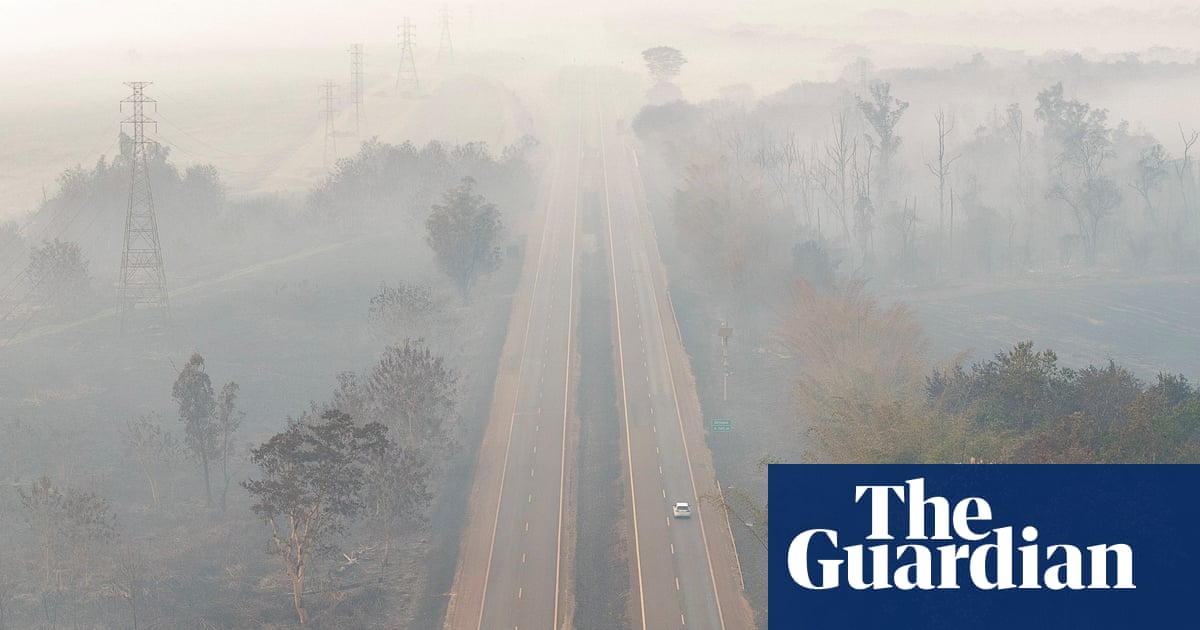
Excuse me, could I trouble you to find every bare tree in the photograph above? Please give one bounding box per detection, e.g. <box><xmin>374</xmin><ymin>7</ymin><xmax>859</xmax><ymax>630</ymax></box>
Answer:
<box><xmin>367</xmin><ymin>280</ymin><xmax>451</xmax><ymax>344</ymax></box>
<box><xmin>112</xmin><ymin>540</ymin><xmax>147</xmax><ymax>630</ymax></box>
<box><xmin>123</xmin><ymin>414</ymin><xmax>183</xmax><ymax>506</ymax></box>
<box><xmin>18</xmin><ymin>477</ymin><xmax>117</xmax><ymax>593</ymax></box>
<box><xmin>925</xmin><ymin>110</ymin><xmax>959</xmax><ymax>270</ymax></box>
<box><xmin>215</xmin><ymin>381</ymin><xmax>243</xmax><ymax>513</ymax></box>
<box><xmin>819</xmin><ymin>110</ymin><xmax>857</xmax><ymax>245</ymax></box>
<box><xmin>1176</xmin><ymin>125</ymin><xmax>1198</xmax><ymax>228</ymax></box>
<box><xmin>1004</xmin><ymin>103</ymin><xmax>1032</xmax><ymax>270</ymax></box>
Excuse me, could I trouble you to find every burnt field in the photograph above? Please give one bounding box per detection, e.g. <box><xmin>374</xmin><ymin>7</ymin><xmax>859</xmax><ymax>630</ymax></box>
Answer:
<box><xmin>900</xmin><ymin>273</ymin><xmax>1200</xmax><ymax>380</ymax></box>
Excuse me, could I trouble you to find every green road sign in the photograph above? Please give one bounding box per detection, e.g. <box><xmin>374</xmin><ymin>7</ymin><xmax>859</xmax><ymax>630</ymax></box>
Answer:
<box><xmin>711</xmin><ymin>419</ymin><xmax>732</xmax><ymax>432</ymax></box>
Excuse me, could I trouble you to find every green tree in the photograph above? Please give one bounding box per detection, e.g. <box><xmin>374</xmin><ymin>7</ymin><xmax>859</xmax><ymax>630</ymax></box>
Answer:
<box><xmin>172</xmin><ymin>353</ymin><xmax>218</xmax><ymax>507</ymax></box>
<box><xmin>425</xmin><ymin>177</ymin><xmax>503</xmax><ymax>300</ymax></box>
<box><xmin>25</xmin><ymin>238</ymin><xmax>89</xmax><ymax>306</ymax></box>
<box><xmin>641</xmin><ymin>46</ymin><xmax>687</xmax><ymax>85</ymax></box>
<box><xmin>365</xmin><ymin>339</ymin><xmax>459</xmax><ymax>447</ymax></box>
<box><xmin>1131</xmin><ymin>143</ymin><xmax>1168</xmax><ymax>223</ymax></box>
<box><xmin>1036</xmin><ymin>82</ymin><xmax>1120</xmax><ymax>264</ymax></box>
<box><xmin>243</xmin><ymin>410</ymin><xmax>388</xmax><ymax>625</ymax></box>
<box><xmin>857</xmin><ymin>81</ymin><xmax>909</xmax><ymax>207</ymax></box>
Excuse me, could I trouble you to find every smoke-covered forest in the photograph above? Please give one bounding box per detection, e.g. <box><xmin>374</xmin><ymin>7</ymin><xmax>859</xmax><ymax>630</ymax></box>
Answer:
<box><xmin>0</xmin><ymin>92</ymin><xmax>539</xmax><ymax>625</ymax></box>
<box><xmin>632</xmin><ymin>48</ymin><xmax>1200</xmax><ymax>624</ymax></box>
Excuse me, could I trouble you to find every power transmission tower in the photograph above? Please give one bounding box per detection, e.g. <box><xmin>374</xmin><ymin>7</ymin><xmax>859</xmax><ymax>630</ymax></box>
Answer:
<box><xmin>320</xmin><ymin>81</ymin><xmax>339</xmax><ymax>168</ymax></box>
<box><xmin>118</xmin><ymin>81</ymin><xmax>169</xmax><ymax>330</ymax></box>
<box><xmin>396</xmin><ymin>17</ymin><xmax>419</xmax><ymax>95</ymax></box>
<box><xmin>437</xmin><ymin>3</ymin><xmax>453</xmax><ymax>62</ymax></box>
<box><xmin>349</xmin><ymin>43</ymin><xmax>364</xmax><ymax>134</ymax></box>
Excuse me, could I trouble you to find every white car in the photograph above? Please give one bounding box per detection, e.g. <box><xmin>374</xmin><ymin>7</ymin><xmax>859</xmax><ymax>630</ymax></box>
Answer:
<box><xmin>672</xmin><ymin>502</ymin><xmax>692</xmax><ymax>518</ymax></box>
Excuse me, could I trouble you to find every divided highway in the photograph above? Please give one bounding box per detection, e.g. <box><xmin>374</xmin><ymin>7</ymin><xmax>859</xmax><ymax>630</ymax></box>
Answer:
<box><xmin>446</xmin><ymin>71</ymin><xmax>753</xmax><ymax>630</ymax></box>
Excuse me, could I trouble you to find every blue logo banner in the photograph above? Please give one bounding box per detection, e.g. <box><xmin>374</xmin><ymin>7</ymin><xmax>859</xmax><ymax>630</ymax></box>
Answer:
<box><xmin>768</xmin><ymin>464</ymin><xmax>1200</xmax><ymax>628</ymax></box>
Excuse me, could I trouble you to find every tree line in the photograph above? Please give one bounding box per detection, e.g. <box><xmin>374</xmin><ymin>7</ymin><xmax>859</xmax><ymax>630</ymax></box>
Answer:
<box><xmin>634</xmin><ymin>52</ymin><xmax>1200</xmax><ymax>300</ymax></box>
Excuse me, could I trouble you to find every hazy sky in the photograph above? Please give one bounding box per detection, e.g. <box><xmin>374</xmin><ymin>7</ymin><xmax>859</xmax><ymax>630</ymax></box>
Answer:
<box><xmin>3</xmin><ymin>1</ymin><xmax>1197</xmax><ymax>53</ymax></box>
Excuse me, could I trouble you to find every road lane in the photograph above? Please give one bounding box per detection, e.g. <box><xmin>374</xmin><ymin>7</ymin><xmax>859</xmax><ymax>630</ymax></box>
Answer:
<box><xmin>597</xmin><ymin>77</ymin><xmax>755</xmax><ymax>629</ymax></box>
<box><xmin>446</xmin><ymin>78</ymin><xmax>582</xmax><ymax>630</ymax></box>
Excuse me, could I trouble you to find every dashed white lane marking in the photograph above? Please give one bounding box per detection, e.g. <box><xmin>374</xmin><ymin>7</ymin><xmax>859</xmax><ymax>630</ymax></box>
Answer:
<box><xmin>519</xmin><ymin>587</ymin><xmax>523</xmax><ymax>599</ymax></box>
<box><xmin>671</xmin><ymin>543</ymin><xmax>675</xmax><ymax>555</ymax></box>
<box><xmin>525</xmin><ymin>522</ymin><xmax>529</xmax><ymax>532</ymax></box>
<box><xmin>676</xmin><ymin>577</ymin><xmax>680</xmax><ymax>591</ymax></box>
<box><xmin>666</xmin><ymin>517</ymin><xmax>671</xmax><ymax>527</ymax></box>
<box><xmin>662</xmin><ymin>489</ymin><xmax>666</xmax><ymax>498</ymax></box>
<box><xmin>533</xmin><ymin>446</ymin><xmax>537</xmax><ymax>454</ymax></box>
<box><xmin>531</xmin><ymin>468</ymin><xmax>534</xmax><ymax>477</ymax></box>
<box><xmin>682</xmin><ymin>613</ymin><xmax>686</xmax><ymax>625</ymax></box>
<box><xmin>658</xmin><ymin>466</ymin><xmax>663</xmax><ymax>475</ymax></box>
<box><xmin>522</xmin><ymin>553</ymin><xmax>526</xmax><ymax>563</ymax></box>
<box><xmin>656</xmin><ymin>447</ymin><xmax>660</xmax><ymax>454</ymax></box>
<box><xmin>528</xmin><ymin>494</ymin><xmax>532</xmax><ymax>503</ymax></box>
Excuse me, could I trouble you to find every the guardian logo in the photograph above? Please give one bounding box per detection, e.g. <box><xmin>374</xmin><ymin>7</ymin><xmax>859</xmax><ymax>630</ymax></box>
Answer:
<box><xmin>768</xmin><ymin>465</ymin><xmax>1198</xmax><ymax>628</ymax></box>
<box><xmin>787</xmin><ymin>478</ymin><xmax>1135</xmax><ymax>591</ymax></box>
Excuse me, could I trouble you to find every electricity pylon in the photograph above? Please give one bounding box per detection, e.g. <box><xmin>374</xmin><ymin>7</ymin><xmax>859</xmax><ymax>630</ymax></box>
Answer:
<box><xmin>437</xmin><ymin>3</ymin><xmax>453</xmax><ymax>62</ymax></box>
<box><xmin>396</xmin><ymin>17</ymin><xmax>419</xmax><ymax>95</ymax></box>
<box><xmin>320</xmin><ymin>81</ymin><xmax>339</xmax><ymax>167</ymax></box>
<box><xmin>349</xmin><ymin>44</ymin><xmax>364</xmax><ymax>134</ymax></box>
<box><xmin>118</xmin><ymin>81</ymin><xmax>169</xmax><ymax>330</ymax></box>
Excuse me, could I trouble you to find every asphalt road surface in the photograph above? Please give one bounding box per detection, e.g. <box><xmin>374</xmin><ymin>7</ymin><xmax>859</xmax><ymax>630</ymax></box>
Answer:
<box><xmin>446</xmin><ymin>70</ymin><xmax>753</xmax><ymax>630</ymax></box>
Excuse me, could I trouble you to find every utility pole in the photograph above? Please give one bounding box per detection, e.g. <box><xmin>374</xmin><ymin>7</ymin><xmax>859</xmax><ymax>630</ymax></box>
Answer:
<box><xmin>718</xmin><ymin>321</ymin><xmax>733</xmax><ymax>400</ymax></box>
<box><xmin>118</xmin><ymin>81</ymin><xmax>169</xmax><ymax>331</ymax></box>
<box><xmin>396</xmin><ymin>17</ymin><xmax>419</xmax><ymax>95</ymax></box>
<box><xmin>437</xmin><ymin>3</ymin><xmax>453</xmax><ymax>63</ymax></box>
<box><xmin>349</xmin><ymin>43</ymin><xmax>364</xmax><ymax>135</ymax></box>
<box><xmin>320</xmin><ymin>81</ymin><xmax>339</xmax><ymax>168</ymax></box>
